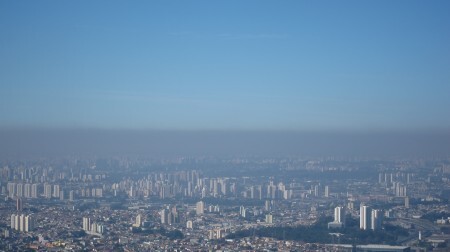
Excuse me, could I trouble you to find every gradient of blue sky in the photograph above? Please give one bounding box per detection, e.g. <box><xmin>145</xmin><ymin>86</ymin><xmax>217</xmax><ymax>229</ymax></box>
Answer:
<box><xmin>1</xmin><ymin>1</ymin><xmax>449</xmax><ymax>130</ymax></box>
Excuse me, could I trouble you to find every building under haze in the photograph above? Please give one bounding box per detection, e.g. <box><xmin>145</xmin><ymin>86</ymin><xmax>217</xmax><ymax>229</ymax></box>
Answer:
<box><xmin>10</xmin><ymin>214</ymin><xmax>34</xmax><ymax>232</ymax></box>
<box><xmin>196</xmin><ymin>201</ymin><xmax>204</xmax><ymax>215</ymax></box>
<box><xmin>328</xmin><ymin>206</ymin><xmax>345</xmax><ymax>228</ymax></box>
<box><xmin>360</xmin><ymin>205</ymin><xmax>371</xmax><ymax>230</ymax></box>
<box><xmin>371</xmin><ymin>209</ymin><xmax>383</xmax><ymax>231</ymax></box>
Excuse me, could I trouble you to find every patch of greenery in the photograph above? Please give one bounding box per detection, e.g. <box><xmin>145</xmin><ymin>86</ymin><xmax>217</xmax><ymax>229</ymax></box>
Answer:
<box><xmin>227</xmin><ymin>216</ymin><xmax>409</xmax><ymax>245</ymax></box>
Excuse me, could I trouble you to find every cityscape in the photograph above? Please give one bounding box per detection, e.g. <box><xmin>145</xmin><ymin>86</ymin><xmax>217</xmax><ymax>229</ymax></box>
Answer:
<box><xmin>1</xmin><ymin>0</ymin><xmax>450</xmax><ymax>251</ymax></box>
<box><xmin>1</xmin><ymin>156</ymin><xmax>450</xmax><ymax>251</ymax></box>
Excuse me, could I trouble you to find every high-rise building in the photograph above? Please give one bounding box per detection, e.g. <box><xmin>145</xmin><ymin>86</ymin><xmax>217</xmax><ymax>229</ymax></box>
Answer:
<box><xmin>86</xmin><ymin>221</ymin><xmax>104</xmax><ymax>235</ymax></box>
<box><xmin>394</xmin><ymin>182</ymin><xmax>407</xmax><ymax>197</ymax></box>
<box><xmin>53</xmin><ymin>185</ymin><xmax>60</xmax><ymax>198</ymax></box>
<box><xmin>24</xmin><ymin>184</ymin><xmax>31</xmax><ymax>198</ymax></box>
<box><xmin>216</xmin><ymin>229</ymin><xmax>222</xmax><ymax>239</ymax></box>
<box><xmin>44</xmin><ymin>184</ymin><xmax>52</xmax><ymax>199</ymax></box>
<box><xmin>212</xmin><ymin>179</ymin><xmax>218</xmax><ymax>197</ymax></box>
<box><xmin>220</xmin><ymin>179</ymin><xmax>228</xmax><ymax>196</ymax></box>
<box><xmin>19</xmin><ymin>214</ymin><xmax>26</xmax><ymax>232</ymax></box>
<box><xmin>334</xmin><ymin>206</ymin><xmax>346</xmax><ymax>225</ymax></box>
<box><xmin>16</xmin><ymin>197</ymin><xmax>23</xmax><ymax>211</ymax></box>
<box><xmin>250</xmin><ymin>186</ymin><xmax>256</xmax><ymax>199</ymax></box>
<box><xmin>360</xmin><ymin>205</ymin><xmax>371</xmax><ymax>230</ymax></box>
<box><xmin>325</xmin><ymin>186</ymin><xmax>330</xmax><ymax>197</ymax></box>
<box><xmin>14</xmin><ymin>214</ymin><xmax>20</xmax><ymax>230</ymax></box>
<box><xmin>11</xmin><ymin>214</ymin><xmax>17</xmax><ymax>229</ymax></box>
<box><xmin>95</xmin><ymin>223</ymin><xmax>104</xmax><ymax>234</ymax></box>
<box><xmin>83</xmin><ymin>217</ymin><xmax>91</xmax><ymax>231</ymax></box>
<box><xmin>314</xmin><ymin>185</ymin><xmax>320</xmax><ymax>197</ymax></box>
<box><xmin>31</xmin><ymin>184</ymin><xmax>39</xmax><ymax>198</ymax></box>
<box><xmin>129</xmin><ymin>186</ymin><xmax>134</xmax><ymax>198</ymax></box>
<box><xmin>371</xmin><ymin>209</ymin><xmax>383</xmax><ymax>231</ymax></box>
<box><xmin>95</xmin><ymin>188</ymin><xmax>103</xmax><ymax>197</ymax></box>
<box><xmin>170</xmin><ymin>206</ymin><xmax>179</xmax><ymax>223</ymax></box>
<box><xmin>16</xmin><ymin>184</ymin><xmax>23</xmax><ymax>197</ymax></box>
<box><xmin>7</xmin><ymin>182</ymin><xmax>16</xmax><ymax>198</ymax></box>
<box><xmin>135</xmin><ymin>214</ymin><xmax>142</xmax><ymax>227</ymax></box>
<box><xmin>167</xmin><ymin>211</ymin><xmax>174</xmax><ymax>225</ymax></box>
<box><xmin>265</xmin><ymin>214</ymin><xmax>273</xmax><ymax>224</ymax></box>
<box><xmin>209</xmin><ymin>230</ymin><xmax>215</xmax><ymax>240</ymax></box>
<box><xmin>265</xmin><ymin>200</ymin><xmax>271</xmax><ymax>211</ymax></box>
<box><xmin>160</xmin><ymin>209</ymin><xmax>168</xmax><ymax>224</ymax></box>
<box><xmin>268</xmin><ymin>182</ymin><xmax>277</xmax><ymax>199</ymax></box>
<box><xmin>239</xmin><ymin>206</ymin><xmax>246</xmax><ymax>218</ymax></box>
<box><xmin>201</xmin><ymin>187</ymin><xmax>207</xmax><ymax>198</ymax></box>
<box><xmin>24</xmin><ymin>215</ymin><xmax>34</xmax><ymax>232</ymax></box>
<box><xmin>69</xmin><ymin>190</ymin><xmax>74</xmax><ymax>201</ymax></box>
<box><xmin>196</xmin><ymin>201</ymin><xmax>205</xmax><ymax>215</ymax></box>
<box><xmin>328</xmin><ymin>206</ymin><xmax>346</xmax><ymax>229</ymax></box>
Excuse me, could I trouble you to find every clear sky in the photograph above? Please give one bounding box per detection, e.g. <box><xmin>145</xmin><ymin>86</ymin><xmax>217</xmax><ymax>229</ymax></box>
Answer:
<box><xmin>1</xmin><ymin>1</ymin><xmax>449</xmax><ymax>131</ymax></box>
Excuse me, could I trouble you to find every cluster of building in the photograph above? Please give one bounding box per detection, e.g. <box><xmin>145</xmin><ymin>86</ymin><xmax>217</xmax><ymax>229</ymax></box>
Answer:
<box><xmin>1</xmin><ymin>157</ymin><xmax>450</xmax><ymax>251</ymax></box>
<box><xmin>82</xmin><ymin>217</ymin><xmax>105</xmax><ymax>236</ymax></box>
<box><xmin>359</xmin><ymin>205</ymin><xmax>384</xmax><ymax>231</ymax></box>
<box><xmin>10</xmin><ymin>214</ymin><xmax>34</xmax><ymax>232</ymax></box>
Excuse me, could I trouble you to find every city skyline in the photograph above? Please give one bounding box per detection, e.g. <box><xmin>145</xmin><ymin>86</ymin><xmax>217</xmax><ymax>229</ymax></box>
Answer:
<box><xmin>2</xmin><ymin>2</ymin><xmax>450</xmax><ymax>250</ymax></box>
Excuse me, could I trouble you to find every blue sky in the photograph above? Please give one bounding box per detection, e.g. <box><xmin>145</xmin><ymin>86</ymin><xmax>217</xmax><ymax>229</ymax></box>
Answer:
<box><xmin>1</xmin><ymin>1</ymin><xmax>449</xmax><ymax>130</ymax></box>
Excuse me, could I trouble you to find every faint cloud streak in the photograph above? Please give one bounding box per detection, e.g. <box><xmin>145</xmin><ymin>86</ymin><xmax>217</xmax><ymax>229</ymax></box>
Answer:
<box><xmin>217</xmin><ymin>33</ymin><xmax>289</xmax><ymax>40</ymax></box>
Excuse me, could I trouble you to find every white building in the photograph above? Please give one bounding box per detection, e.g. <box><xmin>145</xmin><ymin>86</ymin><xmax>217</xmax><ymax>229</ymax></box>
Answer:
<box><xmin>360</xmin><ymin>205</ymin><xmax>371</xmax><ymax>230</ymax></box>
<box><xmin>82</xmin><ymin>217</ymin><xmax>91</xmax><ymax>231</ymax></box>
<box><xmin>186</xmin><ymin>220</ymin><xmax>193</xmax><ymax>229</ymax></box>
<box><xmin>325</xmin><ymin>186</ymin><xmax>330</xmax><ymax>197</ymax></box>
<box><xmin>11</xmin><ymin>214</ymin><xmax>34</xmax><ymax>232</ymax></box>
<box><xmin>196</xmin><ymin>201</ymin><xmax>205</xmax><ymax>215</ymax></box>
<box><xmin>134</xmin><ymin>214</ymin><xmax>142</xmax><ymax>227</ymax></box>
<box><xmin>328</xmin><ymin>206</ymin><xmax>346</xmax><ymax>229</ymax></box>
<box><xmin>334</xmin><ymin>206</ymin><xmax>346</xmax><ymax>225</ymax></box>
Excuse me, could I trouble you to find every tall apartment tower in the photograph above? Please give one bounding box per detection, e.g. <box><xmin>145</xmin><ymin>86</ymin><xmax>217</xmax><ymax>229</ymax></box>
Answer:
<box><xmin>44</xmin><ymin>184</ymin><xmax>52</xmax><ymax>199</ymax></box>
<box><xmin>334</xmin><ymin>206</ymin><xmax>346</xmax><ymax>226</ymax></box>
<box><xmin>160</xmin><ymin>209</ymin><xmax>168</xmax><ymax>224</ymax></box>
<box><xmin>31</xmin><ymin>184</ymin><xmax>39</xmax><ymax>198</ymax></box>
<box><xmin>371</xmin><ymin>209</ymin><xmax>383</xmax><ymax>231</ymax></box>
<box><xmin>325</xmin><ymin>186</ymin><xmax>330</xmax><ymax>197</ymax></box>
<box><xmin>24</xmin><ymin>184</ymin><xmax>31</xmax><ymax>198</ymax></box>
<box><xmin>16</xmin><ymin>197</ymin><xmax>23</xmax><ymax>211</ymax></box>
<box><xmin>360</xmin><ymin>205</ymin><xmax>371</xmax><ymax>230</ymax></box>
<box><xmin>196</xmin><ymin>201</ymin><xmax>205</xmax><ymax>215</ymax></box>
<box><xmin>69</xmin><ymin>190</ymin><xmax>74</xmax><ymax>201</ymax></box>
<box><xmin>135</xmin><ymin>214</ymin><xmax>142</xmax><ymax>227</ymax></box>
<box><xmin>82</xmin><ymin>217</ymin><xmax>91</xmax><ymax>231</ymax></box>
<box><xmin>240</xmin><ymin>206</ymin><xmax>246</xmax><ymax>218</ymax></box>
<box><xmin>314</xmin><ymin>185</ymin><xmax>320</xmax><ymax>197</ymax></box>
<box><xmin>24</xmin><ymin>215</ymin><xmax>34</xmax><ymax>232</ymax></box>
<box><xmin>11</xmin><ymin>214</ymin><xmax>19</xmax><ymax>230</ymax></box>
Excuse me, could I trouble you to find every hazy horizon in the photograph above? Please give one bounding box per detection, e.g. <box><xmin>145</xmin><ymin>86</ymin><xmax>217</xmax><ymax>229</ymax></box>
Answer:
<box><xmin>1</xmin><ymin>128</ymin><xmax>450</xmax><ymax>158</ymax></box>
<box><xmin>1</xmin><ymin>1</ymin><xmax>450</xmax><ymax>159</ymax></box>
